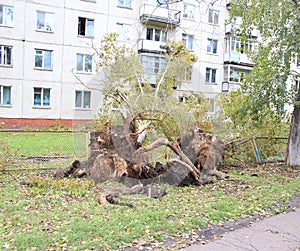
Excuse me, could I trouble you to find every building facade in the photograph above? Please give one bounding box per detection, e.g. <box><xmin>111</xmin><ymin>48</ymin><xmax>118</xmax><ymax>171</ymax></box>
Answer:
<box><xmin>0</xmin><ymin>0</ymin><xmax>254</xmax><ymax>128</ymax></box>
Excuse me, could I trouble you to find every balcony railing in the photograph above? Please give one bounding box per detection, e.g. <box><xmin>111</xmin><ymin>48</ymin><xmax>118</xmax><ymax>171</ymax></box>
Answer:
<box><xmin>225</xmin><ymin>23</ymin><xmax>259</xmax><ymax>38</ymax></box>
<box><xmin>139</xmin><ymin>4</ymin><xmax>181</xmax><ymax>26</ymax></box>
<box><xmin>224</xmin><ymin>51</ymin><xmax>254</xmax><ymax>65</ymax></box>
<box><xmin>221</xmin><ymin>81</ymin><xmax>241</xmax><ymax>93</ymax></box>
<box><xmin>137</xmin><ymin>39</ymin><xmax>167</xmax><ymax>54</ymax></box>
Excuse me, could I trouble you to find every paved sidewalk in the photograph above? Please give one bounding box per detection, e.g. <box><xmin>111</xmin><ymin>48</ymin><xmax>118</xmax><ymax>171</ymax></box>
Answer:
<box><xmin>182</xmin><ymin>208</ymin><xmax>300</xmax><ymax>251</ymax></box>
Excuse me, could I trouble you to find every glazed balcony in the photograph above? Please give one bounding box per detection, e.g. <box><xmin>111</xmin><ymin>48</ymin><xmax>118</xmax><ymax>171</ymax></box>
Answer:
<box><xmin>137</xmin><ymin>39</ymin><xmax>167</xmax><ymax>54</ymax></box>
<box><xmin>139</xmin><ymin>4</ymin><xmax>181</xmax><ymax>27</ymax></box>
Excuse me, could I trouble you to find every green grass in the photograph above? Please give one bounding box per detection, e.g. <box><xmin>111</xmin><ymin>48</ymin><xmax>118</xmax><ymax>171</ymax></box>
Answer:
<box><xmin>1</xmin><ymin>166</ymin><xmax>300</xmax><ymax>250</ymax></box>
<box><xmin>0</xmin><ymin>132</ymin><xmax>88</xmax><ymax>157</ymax></box>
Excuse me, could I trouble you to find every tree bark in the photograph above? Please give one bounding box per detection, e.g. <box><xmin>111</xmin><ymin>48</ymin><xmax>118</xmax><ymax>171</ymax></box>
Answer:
<box><xmin>287</xmin><ymin>105</ymin><xmax>300</xmax><ymax>167</ymax></box>
<box><xmin>287</xmin><ymin>81</ymin><xmax>300</xmax><ymax>167</ymax></box>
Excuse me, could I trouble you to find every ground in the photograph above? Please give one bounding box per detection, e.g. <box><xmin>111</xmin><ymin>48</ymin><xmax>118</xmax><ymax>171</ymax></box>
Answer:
<box><xmin>1</xmin><ymin>163</ymin><xmax>300</xmax><ymax>250</ymax></box>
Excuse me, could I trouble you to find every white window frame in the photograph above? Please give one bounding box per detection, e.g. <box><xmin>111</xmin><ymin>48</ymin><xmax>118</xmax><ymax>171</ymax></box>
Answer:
<box><xmin>230</xmin><ymin>37</ymin><xmax>240</xmax><ymax>52</ymax></box>
<box><xmin>184</xmin><ymin>67</ymin><xmax>192</xmax><ymax>81</ymax></box>
<box><xmin>116</xmin><ymin>23</ymin><xmax>131</xmax><ymax>41</ymax></box>
<box><xmin>182</xmin><ymin>34</ymin><xmax>194</xmax><ymax>51</ymax></box>
<box><xmin>78</xmin><ymin>17</ymin><xmax>94</xmax><ymax>37</ymax></box>
<box><xmin>146</xmin><ymin>28</ymin><xmax>167</xmax><ymax>42</ymax></box>
<box><xmin>75</xmin><ymin>90</ymin><xmax>91</xmax><ymax>109</ymax></box>
<box><xmin>117</xmin><ymin>0</ymin><xmax>132</xmax><ymax>8</ymax></box>
<box><xmin>208</xmin><ymin>9</ymin><xmax>219</xmax><ymax>25</ymax></box>
<box><xmin>33</xmin><ymin>87</ymin><xmax>51</xmax><ymax>107</ymax></box>
<box><xmin>0</xmin><ymin>45</ymin><xmax>12</xmax><ymax>66</ymax></box>
<box><xmin>76</xmin><ymin>53</ymin><xmax>93</xmax><ymax>73</ymax></box>
<box><xmin>183</xmin><ymin>3</ymin><xmax>195</xmax><ymax>20</ymax></box>
<box><xmin>207</xmin><ymin>38</ymin><xmax>218</xmax><ymax>54</ymax></box>
<box><xmin>0</xmin><ymin>5</ymin><xmax>14</xmax><ymax>27</ymax></box>
<box><xmin>141</xmin><ymin>55</ymin><xmax>167</xmax><ymax>75</ymax></box>
<box><xmin>206</xmin><ymin>67</ymin><xmax>217</xmax><ymax>83</ymax></box>
<box><xmin>36</xmin><ymin>11</ymin><xmax>54</xmax><ymax>32</ymax></box>
<box><xmin>34</xmin><ymin>49</ymin><xmax>53</xmax><ymax>70</ymax></box>
<box><xmin>0</xmin><ymin>85</ymin><xmax>11</xmax><ymax>106</ymax></box>
<box><xmin>207</xmin><ymin>98</ymin><xmax>215</xmax><ymax>113</ymax></box>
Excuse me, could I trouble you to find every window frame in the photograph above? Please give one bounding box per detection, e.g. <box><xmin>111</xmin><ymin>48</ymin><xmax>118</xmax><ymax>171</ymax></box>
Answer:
<box><xmin>208</xmin><ymin>9</ymin><xmax>219</xmax><ymax>25</ymax></box>
<box><xmin>0</xmin><ymin>5</ymin><xmax>14</xmax><ymax>27</ymax></box>
<box><xmin>207</xmin><ymin>98</ymin><xmax>215</xmax><ymax>113</ymax></box>
<box><xmin>0</xmin><ymin>85</ymin><xmax>11</xmax><ymax>106</ymax></box>
<box><xmin>34</xmin><ymin>49</ymin><xmax>53</xmax><ymax>70</ymax></box>
<box><xmin>78</xmin><ymin>17</ymin><xmax>94</xmax><ymax>37</ymax></box>
<box><xmin>116</xmin><ymin>23</ymin><xmax>131</xmax><ymax>41</ymax></box>
<box><xmin>182</xmin><ymin>34</ymin><xmax>194</xmax><ymax>51</ymax></box>
<box><xmin>33</xmin><ymin>87</ymin><xmax>51</xmax><ymax>107</ymax></box>
<box><xmin>140</xmin><ymin>55</ymin><xmax>167</xmax><ymax>75</ymax></box>
<box><xmin>184</xmin><ymin>66</ymin><xmax>192</xmax><ymax>81</ymax></box>
<box><xmin>0</xmin><ymin>45</ymin><xmax>13</xmax><ymax>66</ymax></box>
<box><xmin>36</xmin><ymin>10</ymin><xmax>54</xmax><ymax>32</ymax></box>
<box><xmin>146</xmin><ymin>28</ymin><xmax>167</xmax><ymax>42</ymax></box>
<box><xmin>205</xmin><ymin>67</ymin><xmax>217</xmax><ymax>83</ymax></box>
<box><xmin>183</xmin><ymin>3</ymin><xmax>195</xmax><ymax>20</ymax></box>
<box><xmin>117</xmin><ymin>0</ymin><xmax>132</xmax><ymax>8</ymax></box>
<box><xmin>207</xmin><ymin>38</ymin><xmax>218</xmax><ymax>54</ymax></box>
<box><xmin>75</xmin><ymin>90</ymin><xmax>91</xmax><ymax>109</ymax></box>
<box><xmin>76</xmin><ymin>53</ymin><xmax>93</xmax><ymax>73</ymax></box>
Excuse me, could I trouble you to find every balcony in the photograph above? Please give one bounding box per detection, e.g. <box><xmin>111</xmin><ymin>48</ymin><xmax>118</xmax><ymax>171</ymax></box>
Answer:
<box><xmin>225</xmin><ymin>22</ymin><xmax>259</xmax><ymax>38</ymax></box>
<box><xmin>139</xmin><ymin>4</ymin><xmax>181</xmax><ymax>27</ymax></box>
<box><xmin>224</xmin><ymin>51</ymin><xmax>254</xmax><ymax>65</ymax></box>
<box><xmin>137</xmin><ymin>39</ymin><xmax>167</xmax><ymax>54</ymax></box>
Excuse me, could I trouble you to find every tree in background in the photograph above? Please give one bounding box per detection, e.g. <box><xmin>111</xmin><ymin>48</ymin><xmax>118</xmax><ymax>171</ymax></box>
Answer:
<box><xmin>229</xmin><ymin>0</ymin><xmax>300</xmax><ymax>166</ymax></box>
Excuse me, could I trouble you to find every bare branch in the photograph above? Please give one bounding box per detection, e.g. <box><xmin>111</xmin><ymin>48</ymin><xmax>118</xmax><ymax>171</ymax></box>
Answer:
<box><xmin>133</xmin><ymin>138</ymin><xmax>201</xmax><ymax>180</ymax></box>
<box><xmin>71</xmin><ymin>68</ymin><xmax>102</xmax><ymax>92</ymax></box>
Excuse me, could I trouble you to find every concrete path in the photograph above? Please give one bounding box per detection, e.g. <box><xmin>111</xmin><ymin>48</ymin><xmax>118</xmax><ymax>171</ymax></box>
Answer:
<box><xmin>182</xmin><ymin>208</ymin><xmax>300</xmax><ymax>251</ymax></box>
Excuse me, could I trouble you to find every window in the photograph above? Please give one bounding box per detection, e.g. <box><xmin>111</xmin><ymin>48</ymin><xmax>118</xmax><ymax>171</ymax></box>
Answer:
<box><xmin>141</xmin><ymin>55</ymin><xmax>166</xmax><ymax>75</ymax></box>
<box><xmin>0</xmin><ymin>85</ymin><xmax>11</xmax><ymax>105</ymax></box>
<box><xmin>76</xmin><ymin>54</ymin><xmax>92</xmax><ymax>73</ymax></box>
<box><xmin>183</xmin><ymin>3</ymin><xmax>195</xmax><ymax>20</ymax></box>
<box><xmin>0</xmin><ymin>5</ymin><xmax>13</xmax><ymax>26</ymax></box>
<box><xmin>0</xmin><ymin>45</ymin><xmax>12</xmax><ymax>66</ymax></box>
<box><xmin>206</xmin><ymin>68</ymin><xmax>217</xmax><ymax>83</ymax></box>
<box><xmin>146</xmin><ymin>28</ymin><xmax>167</xmax><ymax>42</ymax></box>
<box><xmin>36</xmin><ymin>11</ymin><xmax>54</xmax><ymax>31</ymax></box>
<box><xmin>230</xmin><ymin>37</ymin><xmax>240</xmax><ymax>52</ymax></box>
<box><xmin>208</xmin><ymin>9</ymin><xmax>219</xmax><ymax>25</ymax></box>
<box><xmin>75</xmin><ymin>90</ymin><xmax>91</xmax><ymax>108</ymax></box>
<box><xmin>207</xmin><ymin>38</ymin><xmax>218</xmax><ymax>54</ymax></box>
<box><xmin>208</xmin><ymin>98</ymin><xmax>215</xmax><ymax>113</ymax></box>
<box><xmin>184</xmin><ymin>67</ymin><xmax>192</xmax><ymax>81</ymax></box>
<box><xmin>33</xmin><ymin>88</ymin><xmax>50</xmax><ymax>107</ymax></box>
<box><xmin>229</xmin><ymin>67</ymin><xmax>246</xmax><ymax>82</ymax></box>
<box><xmin>182</xmin><ymin>34</ymin><xmax>194</xmax><ymax>51</ymax></box>
<box><xmin>78</xmin><ymin>17</ymin><xmax>94</xmax><ymax>37</ymax></box>
<box><xmin>117</xmin><ymin>0</ymin><xmax>132</xmax><ymax>8</ymax></box>
<box><xmin>116</xmin><ymin>23</ymin><xmax>130</xmax><ymax>41</ymax></box>
<box><xmin>35</xmin><ymin>49</ymin><xmax>52</xmax><ymax>70</ymax></box>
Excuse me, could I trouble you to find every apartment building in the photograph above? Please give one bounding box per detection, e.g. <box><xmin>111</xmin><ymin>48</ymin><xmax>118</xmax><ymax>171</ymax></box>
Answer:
<box><xmin>0</xmin><ymin>0</ymin><xmax>253</xmax><ymax>128</ymax></box>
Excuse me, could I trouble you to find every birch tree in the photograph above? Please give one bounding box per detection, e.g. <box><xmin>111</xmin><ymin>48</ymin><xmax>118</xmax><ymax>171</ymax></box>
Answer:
<box><xmin>229</xmin><ymin>0</ymin><xmax>300</xmax><ymax>166</ymax></box>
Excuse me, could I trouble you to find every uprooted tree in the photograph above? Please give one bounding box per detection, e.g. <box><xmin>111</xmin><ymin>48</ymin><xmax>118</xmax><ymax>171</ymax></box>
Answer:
<box><xmin>64</xmin><ymin>33</ymin><xmax>227</xmax><ymax>200</ymax></box>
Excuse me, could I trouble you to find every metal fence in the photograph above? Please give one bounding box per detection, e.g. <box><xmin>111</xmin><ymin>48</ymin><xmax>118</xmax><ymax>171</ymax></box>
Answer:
<box><xmin>0</xmin><ymin>130</ymin><xmax>90</xmax><ymax>169</ymax></box>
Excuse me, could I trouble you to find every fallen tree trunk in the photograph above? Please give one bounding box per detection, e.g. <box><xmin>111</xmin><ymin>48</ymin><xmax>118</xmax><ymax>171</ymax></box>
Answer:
<box><xmin>98</xmin><ymin>183</ymin><xmax>167</xmax><ymax>206</ymax></box>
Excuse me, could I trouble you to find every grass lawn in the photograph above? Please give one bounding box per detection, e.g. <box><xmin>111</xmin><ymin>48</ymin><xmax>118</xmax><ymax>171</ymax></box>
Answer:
<box><xmin>0</xmin><ymin>132</ymin><xmax>88</xmax><ymax>157</ymax></box>
<box><xmin>1</xmin><ymin>165</ymin><xmax>300</xmax><ymax>250</ymax></box>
